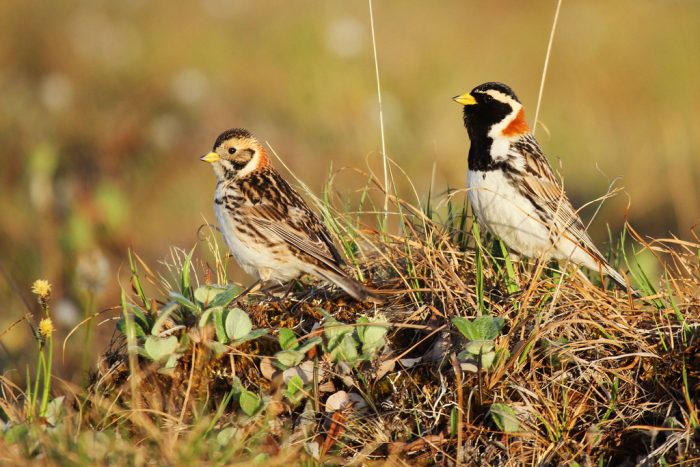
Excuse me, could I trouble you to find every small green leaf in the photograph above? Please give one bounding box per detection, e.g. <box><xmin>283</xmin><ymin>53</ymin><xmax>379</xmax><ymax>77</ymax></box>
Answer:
<box><xmin>465</xmin><ymin>340</ymin><xmax>495</xmax><ymax>355</ymax></box>
<box><xmin>158</xmin><ymin>353</ymin><xmax>181</xmax><ymax>375</ymax></box>
<box><xmin>356</xmin><ymin>316</ymin><xmax>369</xmax><ymax>341</ymax></box>
<box><xmin>275</xmin><ymin>350</ymin><xmax>305</xmax><ymax>369</ymax></box>
<box><xmin>181</xmin><ymin>245</ymin><xmax>196</xmax><ymax>296</ymax></box>
<box><xmin>117</xmin><ymin>317</ymin><xmax>146</xmax><ymax>338</ymax></box>
<box><xmin>480</xmin><ymin>351</ymin><xmax>496</xmax><ymax>369</ymax></box>
<box><xmin>144</xmin><ymin>335</ymin><xmax>179</xmax><ymax>362</ymax></box>
<box><xmin>129</xmin><ymin>305</ymin><xmax>152</xmax><ymax>334</ymax></box>
<box><xmin>457</xmin><ymin>349</ymin><xmax>472</xmax><ymax>362</ymax></box>
<box><xmin>452</xmin><ymin>315</ymin><xmax>504</xmax><ymax>341</ymax></box>
<box><xmin>473</xmin><ymin>315</ymin><xmax>505</xmax><ymax>340</ymax></box>
<box><xmin>208</xmin><ymin>284</ymin><xmax>244</xmax><ymax>308</ymax></box>
<box><xmin>45</xmin><ymin>396</ymin><xmax>65</xmax><ymax>426</ymax></box>
<box><xmin>230</xmin><ymin>377</ymin><xmax>244</xmax><ymax>399</ymax></box>
<box><xmin>278</xmin><ymin>328</ymin><xmax>298</xmax><ymax>350</ymax></box>
<box><xmin>297</xmin><ymin>336</ymin><xmax>322</xmax><ymax>354</ymax></box>
<box><xmin>286</xmin><ymin>375</ymin><xmax>304</xmax><ymax>396</ymax></box>
<box><xmin>457</xmin><ymin>349</ymin><xmax>497</xmax><ymax>370</ymax></box>
<box><xmin>225</xmin><ymin>308</ymin><xmax>252</xmax><ymax>340</ymax></box>
<box><xmin>239</xmin><ymin>390</ymin><xmax>262</xmax><ymax>416</ymax></box>
<box><xmin>329</xmin><ymin>334</ymin><xmax>359</xmax><ymax>363</ymax></box>
<box><xmin>194</xmin><ymin>285</ymin><xmax>227</xmax><ymax>306</ymax></box>
<box><xmin>213</xmin><ymin>307</ymin><xmax>229</xmax><ymax>343</ymax></box>
<box><xmin>217</xmin><ymin>427</ymin><xmax>237</xmax><ymax>445</ymax></box>
<box><xmin>358</xmin><ymin>318</ymin><xmax>388</xmax><ymax>357</ymax></box>
<box><xmin>360</xmin><ymin>317</ymin><xmax>389</xmax><ymax>345</ymax></box>
<box><xmin>207</xmin><ymin>340</ymin><xmax>228</xmax><ymax>355</ymax></box>
<box><xmin>170</xmin><ymin>292</ymin><xmax>200</xmax><ymax>313</ymax></box>
<box><xmin>490</xmin><ymin>403</ymin><xmax>520</xmax><ymax>433</ymax></box>
<box><xmin>198</xmin><ymin>306</ymin><xmax>215</xmax><ymax>328</ymax></box>
<box><xmin>231</xmin><ymin>329</ymin><xmax>268</xmax><ymax>345</ymax></box>
<box><xmin>324</xmin><ymin>317</ymin><xmax>353</xmax><ymax>349</ymax></box>
<box><xmin>451</xmin><ymin>317</ymin><xmax>473</xmax><ymax>339</ymax></box>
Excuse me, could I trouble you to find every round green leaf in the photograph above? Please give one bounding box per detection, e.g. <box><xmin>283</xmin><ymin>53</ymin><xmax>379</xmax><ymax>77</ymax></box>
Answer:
<box><xmin>144</xmin><ymin>335</ymin><xmax>178</xmax><ymax>362</ymax></box>
<box><xmin>208</xmin><ymin>284</ymin><xmax>244</xmax><ymax>308</ymax></box>
<box><xmin>473</xmin><ymin>315</ymin><xmax>505</xmax><ymax>340</ymax></box>
<box><xmin>213</xmin><ymin>307</ymin><xmax>228</xmax><ymax>343</ymax></box>
<box><xmin>194</xmin><ymin>285</ymin><xmax>227</xmax><ymax>306</ymax></box>
<box><xmin>323</xmin><ymin>318</ymin><xmax>353</xmax><ymax>345</ymax></box>
<box><xmin>275</xmin><ymin>350</ymin><xmax>304</xmax><ymax>369</ymax></box>
<box><xmin>216</xmin><ymin>427</ymin><xmax>237</xmax><ymax>446</ymax></box>
<box><xmin>225</xmin><ymin>308</ymin><xmax>252</xmax><ymax>340</ymax></box>
<box><xmin>296</xmin><ymin>336</ymin><xmax>322</xmax><ymax>354</ymax></box>
<box><xmin>278</xmin><ymin>328</ymin><xmax>298</xmax><ymax>350</ymax></box>
<box><xmin>452</xmin><ymin>316</ymin><xmax>504</xmax><ymax>341</ymax></box>
<box><xmin>330</xmin><ymin>334</ymin><xmax>359</xmax><ymax>363</ymax></box>
<box><xmin>465</xmin><ymin>340</ymin><xmax>495</xmax><ymax>355</ymax></box>
<box><xmin>239</xmin><ymin>390</ymin><xmax>262</xmax><ymax>416</ymax></box>
<box><xmin>286</xmin><ymin>375</ymin><xmax>304</xmax><ymax>396</ymax></box>
<box><xmin>480</xmin><ymin>350</ymin><xmax>497</xmax><ymax>369</ymax></box>
<box><xmin>490</xmin><ymin>403</ymin><xmax>520</xmax><ymax>433</ymax></box>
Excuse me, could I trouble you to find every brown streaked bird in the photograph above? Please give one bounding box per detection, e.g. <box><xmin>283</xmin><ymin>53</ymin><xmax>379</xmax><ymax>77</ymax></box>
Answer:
<box><xmin>200</xmin><ymin>128</ymin><xmax>376</xmax><ymax>302</ymax></box>
<box><xmin>453</xmin><ymin>82</ymin><xmax>635</xmax><ymax>294</ymax></box>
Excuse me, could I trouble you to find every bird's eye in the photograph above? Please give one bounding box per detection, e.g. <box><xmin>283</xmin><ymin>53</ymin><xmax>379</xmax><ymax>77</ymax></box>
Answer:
<box><xmin>228</xmin><ymin>147</ymin><xmax>237</xmax><ymax>155</ymax></box>
<box><xmin>482</xmin><ymin>94</ymin><xmax>493</xmax><ymax>103</ymax></box>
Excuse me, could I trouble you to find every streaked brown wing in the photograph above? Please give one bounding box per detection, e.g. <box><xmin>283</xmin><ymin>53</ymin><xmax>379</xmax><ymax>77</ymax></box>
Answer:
<box><xmin>516</xmin><ymin>136</ymin><xmax>605</xmax><ymax>261</ymax></box>
<box><xmin>242</xmin><ymin>173</ymin><xmax>346</xmax><ymax>273</ymax></box>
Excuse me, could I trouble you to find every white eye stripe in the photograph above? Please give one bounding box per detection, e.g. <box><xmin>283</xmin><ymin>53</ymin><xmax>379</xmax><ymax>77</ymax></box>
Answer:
<box><xmin>477</xmin><ymin>89</ymin><xmax>512</xmax><ymax>103</ymax></box>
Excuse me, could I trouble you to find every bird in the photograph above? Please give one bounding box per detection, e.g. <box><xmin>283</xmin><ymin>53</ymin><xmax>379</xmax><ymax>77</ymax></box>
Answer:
<box><xmin>453</xmin><ymin>82</ymin><xmax>633</xmax><ymax>293</ymax></box>
<box><xmin>200</xmin><ymin>128</ymin><xmax>377</xmax><ymax>302</ymax></box>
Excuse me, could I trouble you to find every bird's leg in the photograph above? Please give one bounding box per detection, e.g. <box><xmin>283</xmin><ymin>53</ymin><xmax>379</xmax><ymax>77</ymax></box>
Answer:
<box><xmin>289</xmin><ymin>286</ymin><xmax>316</xmax><ymax>314</ymax></box>
<box><xmin>258</xmin><ymin>282</ymin><xmax>284</xmax><ymax>301</ymax></box>
<box><xmin>282</xmin><ymin>279</ymin><xmax>301</xmax><ymax>299</ymax></box>
<box><xmin>234</xmin><ymin>279</ymin><xmax>262</xmax><ymax>303</ymax></box>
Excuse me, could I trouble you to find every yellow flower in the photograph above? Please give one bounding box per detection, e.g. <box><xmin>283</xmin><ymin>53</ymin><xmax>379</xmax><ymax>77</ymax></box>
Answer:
<box><xmin>39</xmin><ymin>318</ymin><xmax>55</xmax><ymax>338</ymax></box>
<box><xmin>31</xmin><ymin>279</ymin><xmax>52</xmax><ymax>298</ymax></box>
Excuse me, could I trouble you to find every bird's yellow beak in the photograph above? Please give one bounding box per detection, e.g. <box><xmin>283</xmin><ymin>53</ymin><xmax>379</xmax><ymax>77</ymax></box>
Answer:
<box><xmin>200</xmin><ymin>152</ymin><xmax>220</xmax><ymax>163</ymax></box>
<box><xmin>453</xmin><ymin>93</ymin><xmax>477</xmax><ymax>106</ymax></box>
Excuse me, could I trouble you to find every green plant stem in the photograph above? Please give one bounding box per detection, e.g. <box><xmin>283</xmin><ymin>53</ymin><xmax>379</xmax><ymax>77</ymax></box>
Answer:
<box><xmin>39</xmin><ymin>335</ymin><xmax>53</xmax><ymax>417</ymax></box>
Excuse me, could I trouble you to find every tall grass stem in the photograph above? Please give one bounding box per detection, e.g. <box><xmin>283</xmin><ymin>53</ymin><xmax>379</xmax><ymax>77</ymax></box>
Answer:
<box><xmin>533</xmin><ymin>0</ymin><xmax>563</xmax><ymax>135</ymax></box>
<box><xmin>368</xmin><ymin>0</ymin><xmax>390</xmax><ymax>224</ymax></box>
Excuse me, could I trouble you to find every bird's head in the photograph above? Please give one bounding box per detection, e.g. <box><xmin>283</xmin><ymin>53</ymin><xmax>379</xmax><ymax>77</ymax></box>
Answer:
<box><xmin>200</xmin><ymin>128</ymin><xmax>270</xmax><ymax>180</ymax></box>
<box><xmin>453</xmin><ymin>82</ymin><xmax>529</xmax><ymax>140</ymax></box>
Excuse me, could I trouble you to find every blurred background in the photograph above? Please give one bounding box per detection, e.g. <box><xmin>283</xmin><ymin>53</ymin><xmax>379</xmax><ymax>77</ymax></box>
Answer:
<box><xmin>0</xmin><ymin>0</ymin><xmax>698</xmax><ymax>381</ymax></box>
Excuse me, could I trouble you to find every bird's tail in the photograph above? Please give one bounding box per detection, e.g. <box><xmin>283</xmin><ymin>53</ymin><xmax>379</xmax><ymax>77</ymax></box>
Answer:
<box><xmin>601</xmin><ymin>262</ymin><xmax>641</xmax><ymax>298</ymax></box>
<box><xmin>314</xmin><ymin>268</ymin><xmax>383</xmax><ymax>303</ymax></box>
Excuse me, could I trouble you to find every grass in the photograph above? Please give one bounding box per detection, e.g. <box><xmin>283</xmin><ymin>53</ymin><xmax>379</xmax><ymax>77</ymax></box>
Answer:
<box><xmin>1</xmin><ymin>171</ymin><xmax>699</xmax><ymax>465</ymax></box>
<box><xmin>1</xmin><ymin>3</ymin><xmax>699</xmax><ymax>465</ymax></box>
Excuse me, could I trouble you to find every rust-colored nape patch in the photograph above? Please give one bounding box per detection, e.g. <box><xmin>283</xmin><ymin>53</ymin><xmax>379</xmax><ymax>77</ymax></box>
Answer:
<box><xmin>256</xmin><ymin>146</ymin><xmax>272</xmax><ymax>169</ymax></box>
<box><xmin>502</xmin><ymin>107</ymin><xmax>530</xmax><ymax>137</ymax></box>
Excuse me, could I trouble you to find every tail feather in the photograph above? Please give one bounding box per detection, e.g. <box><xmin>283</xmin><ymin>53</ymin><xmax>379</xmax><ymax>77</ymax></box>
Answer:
<box><xmin>574</xmin><ymin>242</ymin><xmax>640</xmax><ymax>298</ymax></box>
<box><xmin>314</xmin><ymin>268</ymin><xmax>382</xmax><ymax>303</ymax></box>
<box><xmin>601</xmin><ymin>262</ymin><xmax>641</xmax><ymax>298</ymax></box>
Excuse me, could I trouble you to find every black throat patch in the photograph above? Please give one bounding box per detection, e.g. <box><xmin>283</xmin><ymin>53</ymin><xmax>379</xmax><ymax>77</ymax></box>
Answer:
<box><xmin>462</xmin><ymin>92</ymin><xmax>514</xmax><ymax>172</ymax></box>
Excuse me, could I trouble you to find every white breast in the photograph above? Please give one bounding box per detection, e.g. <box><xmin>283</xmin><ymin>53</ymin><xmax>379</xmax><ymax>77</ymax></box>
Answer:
<box><xmin>467</xmin><ymin>170</ymin><xmax>553</xmax><ymax>259</ymax></box>
<box><xmin>213</xmin><ymin>186</ymin><xmax>304</xmax><ymax>284</ymax></box>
